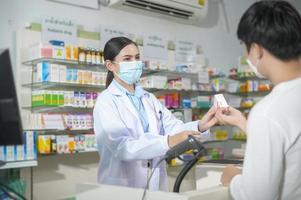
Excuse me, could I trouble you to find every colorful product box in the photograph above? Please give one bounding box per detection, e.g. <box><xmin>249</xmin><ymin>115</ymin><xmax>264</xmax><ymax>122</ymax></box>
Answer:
<box><xmin>37</xmin><ymin>62</ymin><xmax>50</xmax><ymax>82</ymax></box>
<box><xmin>38</xmin><ymin>135</ymin><xmax>52</xmax><ymax>154</ymax></box>
<box><xmin>29</xmin><ymin>43</ymin><xmax>53</xmax><ymax>59</ymax></box>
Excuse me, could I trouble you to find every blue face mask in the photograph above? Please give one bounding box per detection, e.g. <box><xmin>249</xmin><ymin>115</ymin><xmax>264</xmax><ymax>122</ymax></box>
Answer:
<box><xmin>114</xmin><ymin>61</ymin><xmax>143</xmax><ymax>85</ymax></box>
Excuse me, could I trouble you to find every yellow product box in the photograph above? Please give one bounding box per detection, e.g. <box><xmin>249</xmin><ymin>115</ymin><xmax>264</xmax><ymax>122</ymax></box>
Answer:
<box><xmin>213</xmin><ymin>130</ymin><xmax>228</xmax><ymax>140</ymax></box>
<box><xmin>38</xmin><ymin>135</ymin><xmax>52</xmax><ymax>154</ymax></box>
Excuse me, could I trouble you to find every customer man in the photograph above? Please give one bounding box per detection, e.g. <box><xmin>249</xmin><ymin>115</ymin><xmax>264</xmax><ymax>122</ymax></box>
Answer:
<box><xmin>215</xmin><ymin>1</ymin><xmax>301</xmax><ymax>199</ymax></box>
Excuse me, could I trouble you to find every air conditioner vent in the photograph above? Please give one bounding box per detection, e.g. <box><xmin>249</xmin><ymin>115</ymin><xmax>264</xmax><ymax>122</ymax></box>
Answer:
<box><xmin>123</xmin><ymin>0</ymin><xmax>194</xmax><ymax>19</ymax></box>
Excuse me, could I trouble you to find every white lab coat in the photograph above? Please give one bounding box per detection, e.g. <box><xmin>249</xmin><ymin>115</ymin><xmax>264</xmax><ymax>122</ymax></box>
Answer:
<box><xmin>93</xmin><ymin>82</ymin><xmax>201</xmax><ymax>190</ymax></box>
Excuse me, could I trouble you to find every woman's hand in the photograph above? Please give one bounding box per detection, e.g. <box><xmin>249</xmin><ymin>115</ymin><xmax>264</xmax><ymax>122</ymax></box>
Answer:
<box><xmin>168</xmin><ymin>131</ymin><xmax>200</xmax><ymax>148</ymax></box>
<box><xmin>199</xmin><ymin>106</ymin><xmax>218</xmax><ymax>132</ymax></box>
<box><xmin>215</xmin><ymin>106</ymin><xmax>247</xmax><ymax>132</ymax></box>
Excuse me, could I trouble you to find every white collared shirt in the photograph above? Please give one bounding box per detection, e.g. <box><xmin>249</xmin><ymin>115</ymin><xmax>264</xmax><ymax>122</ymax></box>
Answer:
<box><xmin>230</xmin><ymin>77</ymin><xmax>301</xmax><ymax>200</ymax></box>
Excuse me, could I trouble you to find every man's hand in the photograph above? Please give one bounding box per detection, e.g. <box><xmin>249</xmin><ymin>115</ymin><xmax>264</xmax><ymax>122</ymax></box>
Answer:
<box><xmin>220</xmin><ymin>165</ymin><xmax>241</xmax><ymax>186</ymax></box>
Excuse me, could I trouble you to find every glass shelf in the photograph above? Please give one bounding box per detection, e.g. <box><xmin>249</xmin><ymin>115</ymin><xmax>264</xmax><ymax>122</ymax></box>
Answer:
<box><xmin>202</xmin><ymin>138</ymin><xmax>246</xmax><ymax>144</ymax></box>
<box><xmin>229</xmin><ymin>90</ymin><xmax>271</xmax><ymax>97</ymax></box>
<box><xmin>22</xmin><ymin>82</ymin><xmax>105</xmax><ymax>91</ymax></box>
<box><xmin>142</xmin><ymin>69</ymin><xmax>199</xmax><ymax>80</ymax></box>
<box><xmin>38</xmin><ymin>150</ymin><xmax>97</xmax><ymax>156</ymax></box>
<box><xmin>0</xmin><ymin>160</ymin><xmax>37</xmax><ymax>170</ymax></box>
<box><xmin>24</xmin><ymin>129</ymin><xmax>94</xmax><ymax>134</ymax></box>
<box><xmin>145</xmin><ymin>87</ymin><xmax>219</xmax><ymax>95</ymax></box>
<box><xmin>228</xmin><ymin>76</ymin><xmax>269</xmax><ymax>81</ymax></box>
<box><xmin>201</xmin><ymin>159</ymin><xmax>243</xmax><ymax>165</ymax></box>
<box><xmin>22</xmin><ymin>106</ymin><xmax>93</xmax><ymax>113</ymax></box>
<box><xmin>145</xmin><ymin>87</ymin><xmax>200</xmax><ymax>93</ymax></box>
<box><xmin>22</xmin><ymin>57</ymin><xmax>106</xmax><ymax>72</ymax></box>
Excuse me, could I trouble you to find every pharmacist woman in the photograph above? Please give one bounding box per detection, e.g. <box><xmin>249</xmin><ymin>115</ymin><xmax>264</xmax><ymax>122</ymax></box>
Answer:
<box><xmin>93</xmin><ymin>37</ymin><xmax>218</xmax><ymax>191</ymax></box>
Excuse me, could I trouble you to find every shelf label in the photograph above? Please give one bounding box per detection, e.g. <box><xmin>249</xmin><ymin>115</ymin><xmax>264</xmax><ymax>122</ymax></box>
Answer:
<box><xmin>176</xmin><ymin>40</ymin><xmax>196</xmax><ymax>63</ymax></box>
<box><xmin>42</xmin><ymin>16</ymin><xmax>77</xmax><ymax>44</ymax></box>
<box><xmin>143</xmin><ymin>34</ymin><xmax>168</xmax><ymax>60</ymax></box>
<box><xmin>100</xmin><ymin>26</ymin><xmax>135</xmax><ymax>49</ymax></box>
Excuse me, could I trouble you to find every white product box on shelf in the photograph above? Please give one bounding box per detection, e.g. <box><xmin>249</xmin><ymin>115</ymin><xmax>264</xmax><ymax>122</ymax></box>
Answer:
<box><xmin>29</xmin><ymin>43</ymin><xmax>53</xmax><ymax>60</ymax></box>
<box><xmin>25</xmin><ymin>131</ymin><xmax>37</xmax><ymax>160</ymax></box>
<box><xmin>181</xmin><ymin>78</ymin><xmax>192</xmax><ymax>90</ymax></box>
<box><xmin>51</xmin><ymin>64</ymin><xmax>60</xmax><ymax>82</ymax></box>
<box><xmin>0</xmin><ymin>131</ymin><xmax>37</xmax><ymax>162</ymax></box>
<box><xmin>0</xmin><ymin>146</ymin><xmax>4</xmax><ymax>161</ymax></box>
<box><xmin>59</xmin><ymin>65</ymin><xmax>67</xmax><ymax>83</ymax></box>
<box><xmin>42</xmin><ymin>114</ymin><xmax>65</xmax><ymax>130</ymax></box>
<box><xmin>16</xmin><ymin>145</ymin><xmax>25</xmax><ymax>161</ymax></box>
<box><xmin>5</xmin><ymin>145</ymin><xmax>15</xmax><ymax>162</ymax></box>
<box><xmin>56</xmin><ymin>135</ymin><xmax>69</xmax><ymax>154</ymax></box>
<box><xmin>142</xmin><ymin>75</ymin><xmax>167</xmax><ymax>89</ymax></box>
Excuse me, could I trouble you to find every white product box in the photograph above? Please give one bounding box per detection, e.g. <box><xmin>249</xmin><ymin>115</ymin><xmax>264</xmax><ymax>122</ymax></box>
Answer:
<box><xmin>59</xmin><ymin>65</ymin><xmax>67</xmax><ymax>83</ymax></box>
<box><xmin>181</xmin><ymin>78</ymin><xmax>191</xmax><ymax>90</ymax></box>
<box><xmin>50</xmin><ymin>64</ymin><xmax>59</xmax><ymax>82</ymax></box>
<box><xmin>25</xmin><ymin>131</ymin><xmax>36</xmax><ymax>160</ymax></box>
<box><xmin>42</xmin><ymin>114</ymin><xmax>65</xmax><ymax>130</ymax></box>
<box><xmin>214</xmin><ymin>94</ymin><xmax>229</xmax><ymax>108</ymax></box>
<box><xmin>5</xmin><ymin>145</ymin><xmax>15</xmax><ymax>161</ymax></box>
<box><xmin>77</xmin><ymin>70</ymin><xmax>84</xmax><ymax>84</ymax></box>
<box><xmin>29</xmin><ymin>43</ymin><xmax>53</xmax><ymax>60</ymax></box>
<box><xmin>0</xmin><ymin>146</ymin><xmax>5</xmax><ymax>161</ymax></box>
<box><xmin>146</xmin><ymin>76</ymin><xmax>167</xmax><ymax>89</ymax></box>
<box><xmin>56</xmin><ymin>135</ymin><xmax>69</xmax><ymax>154</ymax></box>
<box><xmin>16</xmin><ymin>145</ymin><xmax>25</xmax><ymax>161</ymax></box>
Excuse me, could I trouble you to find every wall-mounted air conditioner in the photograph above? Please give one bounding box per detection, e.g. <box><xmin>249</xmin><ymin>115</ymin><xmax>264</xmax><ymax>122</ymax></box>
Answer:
<box><xmin>106</xmin><ymin>0</ymin><xmax>208</xmax><ymax>26</ymax></box>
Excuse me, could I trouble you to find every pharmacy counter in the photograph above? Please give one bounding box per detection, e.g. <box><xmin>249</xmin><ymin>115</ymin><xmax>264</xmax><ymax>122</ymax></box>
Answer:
<box><xmin>76</xmin><ymin>183</ymin><xmax>231</xmax><ymax>200</ymax></box>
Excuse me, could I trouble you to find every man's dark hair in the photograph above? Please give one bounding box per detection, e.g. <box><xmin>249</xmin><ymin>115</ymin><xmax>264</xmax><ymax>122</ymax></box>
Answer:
<box><xmin>237</xmin><ymin>0</ymin><xmax>301</xmax><ymax>61</ymax></box>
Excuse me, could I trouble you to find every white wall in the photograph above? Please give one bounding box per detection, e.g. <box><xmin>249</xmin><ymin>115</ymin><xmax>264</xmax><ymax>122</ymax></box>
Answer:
<box><xmin>0</xmin><ymin>0</ymin><xmax>261</xmax><ymax>73</ymax></box>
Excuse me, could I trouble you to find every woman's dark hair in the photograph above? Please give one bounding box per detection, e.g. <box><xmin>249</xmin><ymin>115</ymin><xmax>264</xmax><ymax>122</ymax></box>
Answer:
<box><xmin>104</xmin><ymin>37</ymin><xmax>137</xmax><ymax>88</ymax></box>
<box><xmin>237</xmin><ymin>0</ymin><xmax>301</xmax><ymax>61</ymax></box>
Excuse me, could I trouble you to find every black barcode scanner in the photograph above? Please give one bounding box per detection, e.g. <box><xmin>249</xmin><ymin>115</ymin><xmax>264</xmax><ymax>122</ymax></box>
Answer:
<box><xmin>165</xmin><ymin>135</ymin><xmax>205</xmax><ymax>164</ymax></box>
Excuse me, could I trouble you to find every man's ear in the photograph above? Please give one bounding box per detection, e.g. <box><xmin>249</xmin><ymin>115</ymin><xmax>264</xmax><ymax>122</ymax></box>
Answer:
<box><xmin>252</xmin><ymin>43</ymin><xmax>264</xmax><ymax>59</ymax></box>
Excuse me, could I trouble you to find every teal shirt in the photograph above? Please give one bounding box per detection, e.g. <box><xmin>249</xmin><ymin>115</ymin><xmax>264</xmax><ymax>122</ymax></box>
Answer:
<box><xmin>112</xmin><ymin>80</ymin><xmax>149</xmax><ymax>132</ymax></box>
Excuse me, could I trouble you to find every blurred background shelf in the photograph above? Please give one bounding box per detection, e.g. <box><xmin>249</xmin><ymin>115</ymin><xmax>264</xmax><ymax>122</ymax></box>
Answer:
<box><xmin>22</xmin><ymin>82</ymin><xmax>105</xmax><ymax>91</ymax></box>
<box><xmin>23</xmin><ymin>57</ymin><xmax>106</xmax><ymax>71</ymax></box>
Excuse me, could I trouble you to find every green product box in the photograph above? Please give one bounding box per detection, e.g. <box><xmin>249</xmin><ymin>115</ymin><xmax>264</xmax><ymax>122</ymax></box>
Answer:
<box><xmin>58</xmin><ymin>91</ymin><xmax>64</xmax><ymax>106</ymax></box>
<box><xmin>32</xmin><ymin>91</ymin><xmax>47</xmax><ymax>107</ymax></box>
<box><xmin>45</xmin><ymin>91</ymin><xmax>52</xmax><ymax>106</ymax></box>
<box><xmin>197</xmin><ymin>101</ymin><xmax>212</xmax><ymax>109</ymax></box>
<box><xmin>51</xmin><ymin>91</ymin><xmax>59</xmax><ymax>106</ymax></box>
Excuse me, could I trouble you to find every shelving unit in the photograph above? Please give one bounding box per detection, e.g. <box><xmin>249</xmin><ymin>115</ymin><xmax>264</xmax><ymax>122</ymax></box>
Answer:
<box><xmin>0</xmin><ymin>160</ymin><xmax>37</xmax><ymax>170</ymax></box>
<box><xmin>24</xmin><ymin>129</ymin><xmax>94</xmax><ymax>135</ymax></box>
<box><xmin>22</xmin><ymin>57</ymin><xmax>106</xmax><ymax>71</ymax></box>
<box><xmin>22</xmin><ymin>106</ymin><xmax>93</xmax><ymax>113</ymax></box>
<box><xmin>22</xmin><ymin>82</ymin><xmax>105</xmax><ymax>91</ymax></box>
